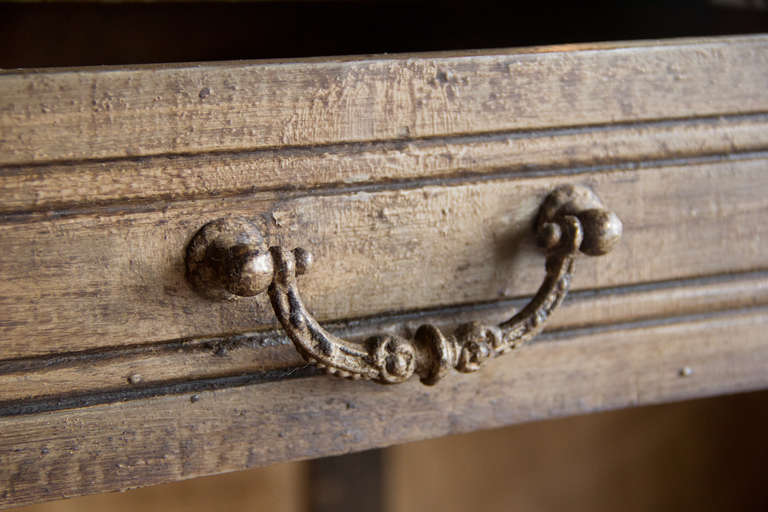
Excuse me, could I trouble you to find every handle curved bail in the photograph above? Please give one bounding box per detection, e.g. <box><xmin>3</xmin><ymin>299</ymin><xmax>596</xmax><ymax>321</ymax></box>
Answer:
<box><xmin>186</xmin><ymin>184</ymin><xmax>622</xmax><ymax>385</ymax></box>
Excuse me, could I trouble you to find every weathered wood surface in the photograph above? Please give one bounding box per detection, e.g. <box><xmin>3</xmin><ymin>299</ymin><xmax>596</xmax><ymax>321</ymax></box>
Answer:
<box><xmin>0</xmin><ymin>271</ymin><xmax>766</xmax><ymax>406</ymax></box>
<box><xmin>2</xmin><ymin>305</ymin><xmax>768</xmax><ymax>509</ymax></box>
<box><xmin>1</xmin><ymin>35</ymin><xmax>768</xmax><ymax>509</ymax></box>
<box><xmin>1</xmin><ymin>36</ymin><xmax>767</xmax><ymax>166</ymax></box>
<box><xmin>1</xmin><ymin>158</ymin><xmax>767</xmax><ymax>357</ymax></box>
<box><xmin>2</xmin><ymin>113</ymin><xmax>767</xmax><ymax>215</ymax></box>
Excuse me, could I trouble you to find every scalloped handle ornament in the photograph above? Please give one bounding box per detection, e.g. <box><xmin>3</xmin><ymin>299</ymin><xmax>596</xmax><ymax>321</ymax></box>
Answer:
<box><xmin>186</xmin><ymin>184</ymin><xmax>622</xmax><ymax>385</ymax></box>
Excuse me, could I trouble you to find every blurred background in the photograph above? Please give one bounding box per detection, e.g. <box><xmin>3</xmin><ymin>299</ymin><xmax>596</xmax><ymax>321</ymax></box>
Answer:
<box><xmin>16</xmin><ymin>389</ymin><xmax>768</xmax><ymax>512</ymax></box>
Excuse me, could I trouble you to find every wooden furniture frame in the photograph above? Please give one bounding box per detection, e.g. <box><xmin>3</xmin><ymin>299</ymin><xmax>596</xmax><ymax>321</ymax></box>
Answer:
<box><xmin>1</xmin><ymin>34</ymin><xmax>767</xmax><ymax>508</ymax></box>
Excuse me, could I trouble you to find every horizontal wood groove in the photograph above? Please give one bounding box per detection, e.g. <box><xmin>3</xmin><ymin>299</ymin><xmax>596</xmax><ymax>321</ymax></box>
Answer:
<box><xmin>2</xmin><ymin>158</ymin><xmax>767</xmax><ymax>358</ymax></box>
<box><xmin>2</xmin><ymin>112</ymin><xmax>768</xmax><ymax>217</ymax></box>
<box><xmin>0</xmin><ymin>305</ymin><xmax>762</xmax><ymax>419</ymax></box>
<box><xmin>4</xmin><ymin>111</ymin><xmax>766</xmax><ymax>173</ymax></box>
<box><xmin>3</xmin><ymin>305</ymin><xmax>768</xmax><ymax>509</ymax></box>
<box><xmin>1</xmin><ymin>268</ymin><xmax>766</xmax><ymax>373</ymax></box>
<box><xmin>0</xmin><ymin>366</ymin><xmax>322</xmax><ymax>419</ymax></box>
<box><xmin>1</xmin><ymin>35</ymin><xmax>766</xmax><ymax>166</ymax></box>
<box><xmin>0</xmin><ymin>270</ymin><xmax>766</xmax><ymax>413</ymax></box>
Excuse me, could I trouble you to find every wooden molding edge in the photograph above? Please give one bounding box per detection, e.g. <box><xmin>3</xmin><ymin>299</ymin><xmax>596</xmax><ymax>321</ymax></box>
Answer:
<box><xmin>2</xmin><ymin>304</ymin><xmax>768</xmax><ymax>509</ymax></box>
<box><xmin>0</xmin><ymin>270</ymin><xmax>766</xmax><ymax>412</ymax></box>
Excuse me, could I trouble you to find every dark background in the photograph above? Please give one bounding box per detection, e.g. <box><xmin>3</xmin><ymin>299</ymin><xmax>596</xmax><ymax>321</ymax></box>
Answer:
<box><xmin>2</xmin><ymin>0</ymin><xmax>768</xmax><ymax>69</ymax></box>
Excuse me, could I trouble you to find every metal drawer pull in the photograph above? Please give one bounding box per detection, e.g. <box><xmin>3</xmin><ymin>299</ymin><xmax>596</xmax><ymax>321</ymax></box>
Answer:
<box><xmin>186</xmin><ymin>185</ymin><xmax>621</xmax><ymax>385</ymax></box>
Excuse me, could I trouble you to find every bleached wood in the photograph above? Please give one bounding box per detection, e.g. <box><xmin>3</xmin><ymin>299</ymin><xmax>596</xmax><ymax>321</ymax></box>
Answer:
<box><xmin>1</xmin><ymin>36</ymin><xmax>767</xmax><ymax>166</ymax></box>
<box><xmin>2</xmin><ymin>114</ymin><xmax>767</xmax><ymax>214</ymax></box>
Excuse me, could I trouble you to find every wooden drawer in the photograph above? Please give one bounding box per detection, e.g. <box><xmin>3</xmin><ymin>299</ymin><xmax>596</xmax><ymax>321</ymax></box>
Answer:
<box><xmin>1</xmin><ymin>32</ymin><xmax>768</xmax><ymax>508</ymax></box>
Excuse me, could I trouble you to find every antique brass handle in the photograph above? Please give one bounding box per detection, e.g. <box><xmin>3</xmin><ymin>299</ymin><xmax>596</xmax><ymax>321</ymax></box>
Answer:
<box><xmin>186</xmin><ymin>185</ymin><xmax>621</xmax><ymax>385</ymax></box>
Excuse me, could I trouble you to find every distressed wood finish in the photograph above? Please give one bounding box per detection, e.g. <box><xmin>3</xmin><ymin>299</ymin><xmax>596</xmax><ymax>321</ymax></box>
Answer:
<box><xmin>1</xmin><ymin>36</ymin><xmax>768</xmax><ymax>166</ymax></box>
<box><xmin>1</xmin><ymin>34</ymin><xmax>768</xmax><ymax>508</ymax></box>
<box><xmin>1</xmin><ymin>158</ymin><xmax>767</xmax><ymax>357</ymax></box>
<box><xmin>0</xmin><ymin>272</ymin><xmax>766</xmax><ymax>407</ymax></box>
<box><xmin>2</xmin><ymin>306</ymin><xmax>768</xmax><ymax>509</ymax></box>
<box><xmin>2</xmin><ymin>113</ymin><xmax>768</xmax><ymax>215</ymax></box>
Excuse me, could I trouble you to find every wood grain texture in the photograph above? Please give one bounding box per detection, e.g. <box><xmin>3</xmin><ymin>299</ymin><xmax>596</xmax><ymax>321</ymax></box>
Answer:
<box><xmin>1</xmin><ymin>158</ymin><xmax>767</xmax><ymax>358</ymax></box>
<box><xmin>1</xmin><ymin>36</ymin><xmax>767</xmax><ymax>165</ymax></box>
<box><xmin>0</xmin><ymin>271</ymin><xmax>766</xmax><ymax>406</ymax></box>
<box><xmin>2</xmin><ymin>34</ymin><xmax>768</xmax><ymax>509</ymax></box>
<box><xmin>2</xmin><ymin>113</ymin><xmax>768</xmax><ymax>214</ymax></box>
<box><xmin>2</xmin><ymin>306</ymin><xmax>768</xmax><ymax>509</ymax></box>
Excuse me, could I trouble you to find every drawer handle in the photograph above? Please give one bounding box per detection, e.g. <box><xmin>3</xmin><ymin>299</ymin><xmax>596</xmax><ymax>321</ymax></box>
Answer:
<box><xmin>186</xmin><ymin>185</ymin><xmax>621</xmax><ymax>385</ymax></box>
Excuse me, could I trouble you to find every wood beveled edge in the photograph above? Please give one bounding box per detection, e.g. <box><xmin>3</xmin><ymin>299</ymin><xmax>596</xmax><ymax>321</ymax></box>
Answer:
<box><xmin>1</xmin><ymin>112</ymin><xmax>768</xmax><ymax>218</ymax></box>
<box><xmin>2</xmin><ymin>34</ymin><xmax>765</xmax><ymax>76</ymax></box>
<box><xmin>2</xmin><ymin>304</ymin><xmax>768</xmax><ymax>509</ymax></box>
<box><xmin>0</xmin><ymin>269</ymin><xmax>766</xmax><ymax>416</ymax></box>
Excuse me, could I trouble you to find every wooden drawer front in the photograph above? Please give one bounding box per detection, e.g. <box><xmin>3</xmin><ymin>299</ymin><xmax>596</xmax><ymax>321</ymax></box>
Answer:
<box><xmin>1</xmin><ymin>35</ymin><xmax>768</xmax><ymax>508</ymax></box>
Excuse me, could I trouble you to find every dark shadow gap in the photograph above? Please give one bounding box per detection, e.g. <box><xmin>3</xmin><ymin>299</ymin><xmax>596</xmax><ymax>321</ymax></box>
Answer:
<box><xmin>1</xmin><ymin>1</ymin><xmax>767</xmax><ymax>69</ymax></box>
